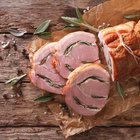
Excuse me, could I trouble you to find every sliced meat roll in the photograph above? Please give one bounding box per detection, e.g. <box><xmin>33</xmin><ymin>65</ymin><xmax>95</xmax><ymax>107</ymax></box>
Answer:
<box><xmin>55</xmin><ymin>31</ymin><xmax>99</xmax><ymax>78</ymax></box>
<box><xmin>98</xmin><ymin>21</ymin><xmax>140</xmax><ymax>81</ymax></box>
<box><xmin>29</xmin><ymin>42</ymin><xmax>66</xmax><ymax>94</ymax></box>
<box><xmin>64</xmin><ymin>64</ymin><xmax>110</xmax><ymax>116</ymax></box>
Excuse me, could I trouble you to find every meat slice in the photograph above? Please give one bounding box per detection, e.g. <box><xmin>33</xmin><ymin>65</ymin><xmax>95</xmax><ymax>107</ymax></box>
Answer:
<box><xmin>29</xmin><ymin>42</ymin><xmax>66</xmax><ymax>94</ymax></box>
<box><xmin>98</xmin><ymin>21</ymin><xmax>140</xmax><ymax>81</ymax></box>
<box><xmin>64</xmin><ymin>64</ymin><xmax>110</xmax><ymax>116</ymax></box>
<box><xmin>55</xmin><ymin>31</ymin><xmax>99</xmax><ymax>78</ymax></box>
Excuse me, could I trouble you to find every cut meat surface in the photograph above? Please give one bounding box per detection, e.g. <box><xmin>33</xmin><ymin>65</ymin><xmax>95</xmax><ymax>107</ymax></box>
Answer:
<box><xmin>29</xmin><ymin>42</ymin><xmax>66</xmax><ymax>94</ymax></box>
<box><xmin>64</xmin><ymin>64</ymin><xmax>110</xmax><ymax>116</ymax></box>
<box><xmin>55</xmin><ymin>31</ymin><xmax>99</xmax><ymax>78</ymax></box>
<box><xmin>98</xmin><ymin>21</ymin><xmax>140</xmax><ymax>81</ymax></box>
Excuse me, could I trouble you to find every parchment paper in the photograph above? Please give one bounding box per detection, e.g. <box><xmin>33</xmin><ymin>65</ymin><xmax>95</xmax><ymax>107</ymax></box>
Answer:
<box><xmin>28</xmin><ymin>0</ymin><xmax>140</xmax><ymax>138</ymax></box>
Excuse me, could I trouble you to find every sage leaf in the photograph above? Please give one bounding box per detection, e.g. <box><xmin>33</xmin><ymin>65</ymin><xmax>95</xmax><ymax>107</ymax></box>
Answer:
<box><xmin>61</xmin><ymin>16</ymin><xmax>99</xmax><ymax>32</ymax></box>
<box><xmin>7</xmin><ymin>28</ymin><xmax>27</xmax><ymax>37</ymax></box>
<box><xmin>124</xmin><ymin>14</ymin><xmax>140</xmax><ymax>19</ymax></box>
<box><xmin>76</xmin><ymin>7</ymin><xmax>83</xmax><ymax>21</ymax></box>
<box><xmin>91</xmin><ymin>95</ymin><xmax>106</xmax><ymax>99</ymax></box>
<box><xmin>5</xmin><ymin>74</ymin><xmax>27</xmax><ymax>86</ymax></box>
<box><xmin>36</xmin><ymin>74</ymin><xmax>64</xmax><ymax>88</ymax></box>
<box><xmin>34</xmin><ymin>20</ymin><xmax>51</xmax><ymax>35</ymax></box>
<box><xmin>64</xmin><ymin>41</ymin><xmax>79</xmax><ymax>55</ymax></box>
<box><xmin>64</xmin><ymin>24</ymin><xmax>80</xmax><ymax>30</ymax></box>
<box><xmin>37</xmin><ymin>32</ymin><xmax>52</xmax><ymax>40</ymax></box>
<box><xmin>65</xmin><ymin>64</ymin><xmax>74</xmax><ymax>72</ymax></box>
<box><xmin>34</xmin><ymin>94</ymin><xmax>54</xmax><ymax>103</ymax></box>
<box><xmin>115</xmin><ymin>81</ymin><xmax>125</xmax><ymax>100</ymax></box>
<box><xmin>73</xmin><ymin>96</ymin><xmax>99</xmax><ymax>110</ymax></box>
<box><xmin>79</xmin><ymin>41</ymin><xmax>91</xmax><ymax>46</ymax></box>
<box><xmin>78</xmin><ymin>76</ymin><xmax>105</xmax><ymax>86</ymax></box>
<box><xmin>61</xmin><ymin>17</ymin><xmax>82</xmax><ymax>25</ymax></box>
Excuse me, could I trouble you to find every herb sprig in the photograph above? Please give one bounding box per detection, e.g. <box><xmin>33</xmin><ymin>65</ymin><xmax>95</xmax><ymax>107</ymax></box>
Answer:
<box><xmin>62</xmin><ymin>8</ymin><xmax>99</xmax><ymax>32</ymax></box>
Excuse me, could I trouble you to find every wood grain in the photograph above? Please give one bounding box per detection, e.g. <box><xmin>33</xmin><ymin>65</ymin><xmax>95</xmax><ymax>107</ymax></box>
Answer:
<box><xmin>0</xmin><ymin>126</ymin><xmax>139</xmax><ymax>140</ymax></box>
<box><xmin>0</xmin><ymin>0</ymin><xmax>140</xmax><ymax>139</ymax></box>
<box><xmin>0</xmin><ymin>34</ymin><xmax>31</xmax><ymax>82</ymax></box>
<box><xmin>0</xmin><ymin>82</ymin><xmax>59</xmax><ymax>127</ymax></box>
<box><xmin>0</xmin><ymin>0</ymin><xmax>107</xmax><ymax>32</ymax></box>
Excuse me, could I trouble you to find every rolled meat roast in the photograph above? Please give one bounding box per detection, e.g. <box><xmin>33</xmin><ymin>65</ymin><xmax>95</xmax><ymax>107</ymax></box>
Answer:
<box><xmin>29</xmin><ymin>42</ymin><xmax>66</xmax><ymax>94</ymax></box>
<box><xmin>98</xmin><ymin>21</ymin><xmax>140</xmax><ymax>81</ymax></box>
<box><xmin>55</xmin><ymin>31</ymin><xmax>99</xmax><ymax>78</ymax></box>
<box><xmin>64</xmin><ymin>64</ymin><xmax>110</xmax><ymax>116</ymax></box>
<box><xmin>28</xmin><ymin>31</ymin><xmax>111</xmax><ymax>116</ymax></box>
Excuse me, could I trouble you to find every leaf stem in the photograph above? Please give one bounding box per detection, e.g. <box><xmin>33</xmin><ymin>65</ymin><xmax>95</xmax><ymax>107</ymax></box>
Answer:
<box><xmin>81</xmin><ymin>23</ymin><xmax>99</xmax><ymax>32</ymax></box>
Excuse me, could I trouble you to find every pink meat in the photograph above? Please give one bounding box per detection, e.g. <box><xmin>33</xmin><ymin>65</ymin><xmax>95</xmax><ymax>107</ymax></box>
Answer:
<box><xmin>55</xmin><ymin>31</ymin><xmax>99</xmax><ymax>78</ymax></box>
<box><xmin>98</xmin><ymin>21</ymin><xmax>140</xmax><ymax>81</ymax></box>
<box><xmin>64</xmin><ymin>64</ymin><xmax>110</xmax><ymax>116</ymax></box>
<box><xmin>29</xmin><ymin>42</ymin><xmax>66</xmax><ymax>94</ymax></box>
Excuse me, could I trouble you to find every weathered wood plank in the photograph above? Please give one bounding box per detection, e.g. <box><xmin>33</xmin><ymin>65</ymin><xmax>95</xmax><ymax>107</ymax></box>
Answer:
<box><xmin>0</xmin><ymin>1</ymin><xmax>140</xmax><ymax>138</ymax></box>
<box><xmin>0</xmin><ymin>126</ymin><xmax>139</xmax><ymax>140</ymax></box>
<box><xmin>0</xmin><ymin>34</ymin><xmax>32</xmax><ymax>82</ymax></box>
<box><xmin>0</xmin><ymin>82</ymin><xmax>58</xmax><ymax>127</ymax></box>
<box><xmin>1</xmin><ymin>0</ymin><xmax>139</xmax><ymax>139</ymax></box>
<box><xmin>0</xmin><ymin>0</ymin><xmax>107</xmax><ymax>32</ymax></box>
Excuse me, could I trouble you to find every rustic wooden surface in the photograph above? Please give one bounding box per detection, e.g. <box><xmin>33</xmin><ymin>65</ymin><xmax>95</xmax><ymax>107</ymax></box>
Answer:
<box><xmin>0</xmin><ymin>127</ymin><xmax>140</xmax><ymax>140</ymax></box>
<box><xmin>0</xmin><ymin>0</ymin><xmax>140</xmax><ymax>139</ymax></box>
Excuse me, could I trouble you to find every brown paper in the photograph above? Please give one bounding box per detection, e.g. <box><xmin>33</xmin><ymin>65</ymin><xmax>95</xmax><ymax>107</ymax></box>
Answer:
<box><xmin>28</xmin><ymin>0</ymin><xmax>140</xmax><ymax>138</ymax></box>
<box><xmin>83</xmin><ymin>0</ymin><xmax>140</xmax><ymax>27</ymax></box>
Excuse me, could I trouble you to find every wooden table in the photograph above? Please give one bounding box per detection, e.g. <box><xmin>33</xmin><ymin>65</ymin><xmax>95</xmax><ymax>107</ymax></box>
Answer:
<box><xmin>0</xmin><ymin>0</ymin><xmax>140</xmax><ymax>139</ymax></box>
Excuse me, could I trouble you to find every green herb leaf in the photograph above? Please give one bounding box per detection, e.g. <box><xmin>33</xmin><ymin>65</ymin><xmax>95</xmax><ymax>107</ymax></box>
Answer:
<box><xmin>7</xmin><ymin>28</ymin><xmax>27</xmax><ymax>37</ymax></box>
<box><xmin>62</xmin><ymin>17</ymin><xmax>82</xmax><ymax>25</ymax></box>
<box><xmin>64</xmin><ymin>41</ymin><xmax>79</xmax><ymax>55</ymax></box>
<box><xmin>65</xmin><ymin>64</ymin><xmax>74</xmax><ymax>72</ymax></box>
<box><xmin>91</xmin><ymin>95</ymin><xmax>106</xmax><ymax>99</ymax></box>
<box><xmin>37</xmin><ymin>32</ymin><xmax>52</xmax><ymax>40</ymax></box>
<box><xmin>61</xmin><ymin>16</ymin><xmax>99</xmax><ymax>32</ymax></box>
<box><xmin>5</xmin><ymin>74</ymin><xmax>27</xmax><ymax>86</ymax></box>
<box><xmin>79</xmin><ymin>41</ymin><xmax>91</xmax><ymax>46</ymax></box>
<box><xmin>115</xmin><ymin>81</ymin><xmax>125</xmax><ymax>100</ymax></box>
<box><xmin>78</xmin><ymin>76</ymin><xmax>105</xmax><ymax>86</ymax></box>
<box><xmin>34</xmin><ymin>94</ymin><xmax>54</xmax><ymax>103</ymax></box>
<box><xmin>124</xmin><ymin>14</ymin><xmax>140</xmax><ymax>19</ymax></box>
<box><xmin>34</xmin><ymin>20</ymin><xmax>51</xmax><ymax>35</ymax></box>
<box><xmin>76</xmin><ymin>7</ymin><xmax>83</xmax><ymax>21</ymax></box>
<box><xmin>36</xmin><ymin>74</ymin><xmax>64</xmax><ymax>88</ymax></box>
<box><xmin>64</xmin><ymin>24</ymin><xmax>80</xmax><ymax>30</ymax></box>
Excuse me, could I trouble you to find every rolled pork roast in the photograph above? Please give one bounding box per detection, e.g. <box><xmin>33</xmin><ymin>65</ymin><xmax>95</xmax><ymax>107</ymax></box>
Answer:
<box><xmin>55</xmin><ymin>31</ymin><xmax>99</xmax><ymax>78</ymax></box>
<box><xmin>28</xmin><ymin>31</ymin><xmax>112</xmax><ymax>116</ymax></box>
<box><xmin>29</xmin><ymin>42</ymin><xmax>66</xmax><ymax>94</ymax></box>
<box><xmin>64</xmin><ymin>64</ymin><xmax>110</xmax><ymax>116</ymax></box>
<box><xmin>98</xmin><ymin>21</ymin><xmax>140</xmax><ymax>81</ymax></box>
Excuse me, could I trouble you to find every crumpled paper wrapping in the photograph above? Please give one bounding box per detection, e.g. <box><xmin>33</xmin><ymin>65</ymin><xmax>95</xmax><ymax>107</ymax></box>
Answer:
<box><xmin>28</xmin><ymin>0</ymin><xmax>140</xmax><ymax>138</ymax></box>
<box><xmin>83</xmin><ymin>0</ymin><xmax>140</xmax><ymax>27</ymax></box>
